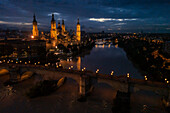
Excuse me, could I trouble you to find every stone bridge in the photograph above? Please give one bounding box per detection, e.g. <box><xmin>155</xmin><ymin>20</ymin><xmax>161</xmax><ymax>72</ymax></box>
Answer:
<box><xmin>0</xmin><ymin>63</ymin><xmax>170</xmax><ymax>103</ymax></box>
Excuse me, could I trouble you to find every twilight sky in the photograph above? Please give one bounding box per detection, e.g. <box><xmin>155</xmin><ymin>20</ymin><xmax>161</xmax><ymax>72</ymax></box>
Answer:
<box><xmin>0</xmin><ymin>0</ymin><xmax>170</xmax><ymax>33</ymax></box>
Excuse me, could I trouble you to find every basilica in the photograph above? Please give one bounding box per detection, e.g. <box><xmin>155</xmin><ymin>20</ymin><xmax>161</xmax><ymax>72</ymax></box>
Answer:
<box><xmin>32</xmin><ymin>14</ymin><xmax>81</xmax><ymax>47</ymax></box>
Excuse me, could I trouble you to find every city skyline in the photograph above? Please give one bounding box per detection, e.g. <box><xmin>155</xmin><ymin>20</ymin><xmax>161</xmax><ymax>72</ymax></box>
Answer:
<box><xmin>0</xmin><ymin>0</ymin><xmax>170</xmax><ymax>33</ymax></box>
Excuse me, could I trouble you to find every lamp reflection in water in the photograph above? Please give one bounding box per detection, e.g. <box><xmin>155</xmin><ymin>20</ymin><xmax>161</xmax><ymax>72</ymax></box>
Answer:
<box><xmin>77</xmin><ymin>57</ymin><xmax>81</xmax><ymax>70</ymax></box>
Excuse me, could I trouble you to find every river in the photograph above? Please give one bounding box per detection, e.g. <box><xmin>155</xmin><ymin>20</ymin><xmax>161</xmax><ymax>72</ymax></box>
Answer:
<box><xmin>60</xmin><ymin>44</ymin><xmax>143</xmax><ymax>79</ymax></box>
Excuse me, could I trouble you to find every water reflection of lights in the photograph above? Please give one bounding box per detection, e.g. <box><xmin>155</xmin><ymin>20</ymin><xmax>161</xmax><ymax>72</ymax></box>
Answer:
<box><xmin>115</xmin><ymin>44</ymin><xmax>118</xmax><ymax>48</ymax></box>
<box><xmin>108</xmin><ymin>44</ymin><xmax>111</xmax><ymax>48</ymax></box>
<box><xmin>95</xmin><ymin>45</ymin><xmax>105</xmax><ymax>48</ymax></box>
<box><xmin>95</xmin><ymin>44</ymin><xmax>114</xmax><ymax>48</ymax></box>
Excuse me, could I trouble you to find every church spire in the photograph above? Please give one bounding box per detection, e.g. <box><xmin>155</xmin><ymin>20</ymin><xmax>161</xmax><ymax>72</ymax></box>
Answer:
<box><xmin>77</xmin><ymin>18</ymin><xmax>80</xmax><ymax>24</ymax></box>
<box><xmin>76</xmin><ymin>18</ymin><xmax>81</xmax><ymax>42</ymax></box>
<box><xmin>62</xmin><ymin>19</ymin><xmax>64</xmax><ymax>25</ymax></box>
<box><xmin>58</xmin><ymin>20</ymin><xmax>60</xmax><ymax>27</ymax></box>
<box><xmin>32</xmin><ymin>13</ymin><xmax>39</xmax><ymax>37</ymax></box>
<box><xmin>33</xmin><ymin>14</ymin><xmax>37</xmax><ymax>22</ymax></box>
<box><xmin>51</xmin><ymin>13</ymin><xmax>55</xmax><ymax>21</ymax></box>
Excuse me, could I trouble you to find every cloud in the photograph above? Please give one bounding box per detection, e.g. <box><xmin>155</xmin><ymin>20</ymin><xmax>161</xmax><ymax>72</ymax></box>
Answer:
<box><xmin>0</xmin><ymin>0</ymin><xmax>169</xmax><ymax>32</ymax></box>
<box><xmin>114</xmin><ymin>23</ymin><xmax>126</xmax><ymax>25</ymax></box>
<box><xmin>0</xmin><ymin>21</ymin><xmax>32</xmax><ymax>25</ymax></box>
<box><xmin>89</xmin><ymin>18</ymin><xmax>138</xmax><ymax>22</ymax></box>
<box><xmin>47</xmin><ymin>12</ymin><xmax>60</xmax><ymax>16</ymax></box>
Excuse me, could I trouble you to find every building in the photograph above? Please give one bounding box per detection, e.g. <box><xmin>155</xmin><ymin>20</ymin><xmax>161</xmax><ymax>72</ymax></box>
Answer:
<box><xmin>76</xmin><ymin>18</ymin><xmax>81</xmax><ymax>42</ymax></box>
<box><xmin>50</xmin><ymin>14</ymin><xmax>57</xmax><ymax>39</ymax></box>
<box><xmin>32</xmin><ymin>14</ymin><xmax>82</xmax><ymax>48</ymax></box>
<box><xmin>62</xmin><ymin>19</ymin><xmax>66</xmax><ymax>35</ymax></box>
<box><xmin>165</xmin><ymin>41</ymin><xmax>170</xmax><ymax>54</ymax></box>
<box><xmin>0</xmin><ymin>39</ymin><xmax>46</xmax><ymax>58</ymax></box>
<box><xmin>32</xmin><ymin>14</ymin><xmax>39</xmax><ymax>37</ymax></box>
<box><xmin>49</xmin><ymin>14</ymin><xmax>81</xmax><ymax>47</ymax></box>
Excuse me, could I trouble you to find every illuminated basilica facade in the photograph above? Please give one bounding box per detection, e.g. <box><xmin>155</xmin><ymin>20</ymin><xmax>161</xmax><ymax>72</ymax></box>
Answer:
<box><xmin>32</xmin><ymin>14</ymin><xmax>81</xmax><ymax>47</ymax></box>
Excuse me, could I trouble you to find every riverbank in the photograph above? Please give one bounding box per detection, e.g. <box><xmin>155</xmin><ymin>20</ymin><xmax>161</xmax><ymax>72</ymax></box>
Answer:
<box><xmin>118</xmin><ymin>38</ymin><xmax>170</xmax><ymax>82</ymax></box>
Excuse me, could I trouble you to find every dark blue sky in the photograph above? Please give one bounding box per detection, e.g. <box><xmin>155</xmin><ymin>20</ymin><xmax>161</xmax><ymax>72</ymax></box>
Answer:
<box><xmin>0</xmin><ymin>0</ymin><xmax>170</xmax><ymax>33</ymax></box>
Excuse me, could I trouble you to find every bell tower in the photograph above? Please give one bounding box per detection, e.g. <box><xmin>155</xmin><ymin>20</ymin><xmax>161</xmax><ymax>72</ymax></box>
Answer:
<box><xmin>62</xmin><ymin>19</ymin><xmax>65</xmax><ymax>35</ymax></box>
<box><xmin>76</xmin><ymin>18</ymin><xmax>81</xmax><ymax>42</ymax></box>
<box><xmin>32</xmin><ymin>14</ymin><xmax>39</xmax><ymax>37</ymax></box>
<box><xmin>50</xmin><ymin>14</ymin><xmax>57</xmax><ymax>39</ymax></box>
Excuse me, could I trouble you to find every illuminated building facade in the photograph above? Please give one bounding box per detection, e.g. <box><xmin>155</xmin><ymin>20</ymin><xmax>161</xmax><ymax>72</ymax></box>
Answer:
<box><xmin>31</xmin><ymin>14</ymin><xmax>81</xmax><ymax>48</ymax></box>
<box><xmin>62</xmin><ymin>19</ymin><xmax>66</xmax><ymax>35</ymax></box>
<box><xmin>50</xmin><ymin>14</ymin><xmax>57</xmax><ymax>39</ymax></box>
<box><xmin>49</xmin><ymin>14</ymin><xmax>81</xmax><ymax>47</ymax></box>
<box><xmin>32</xmin><ymin>14</ymin><xmax>39</xmax><ymax>37</ymax></box>
<box><xmin>76</xmin><ymin>18</ymin><xmax>81</xmax><ymax>42</ymax></box>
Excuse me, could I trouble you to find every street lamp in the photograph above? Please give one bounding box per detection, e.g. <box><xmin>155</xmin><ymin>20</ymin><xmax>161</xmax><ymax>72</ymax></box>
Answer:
<box><xmin>111</xmin><ymin>71</ymin><xmax>114</xmax><ymax>75</ymax></box>
<box><xmin>127</xmin><ymin>73</ymin><xmax>130</xmax><ymax>78</ymax></box>
<box><xmin>96</xmin><ymin>69</ymin><xmax>99</xmax><ymax>74</ymax></box>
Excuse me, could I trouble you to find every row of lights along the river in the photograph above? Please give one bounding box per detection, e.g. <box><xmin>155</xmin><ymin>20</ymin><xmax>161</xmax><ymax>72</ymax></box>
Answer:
<box><xmin>0</xmin><ymin>59</ymin><xmax>169</xmax><ymax>84</ymax></box>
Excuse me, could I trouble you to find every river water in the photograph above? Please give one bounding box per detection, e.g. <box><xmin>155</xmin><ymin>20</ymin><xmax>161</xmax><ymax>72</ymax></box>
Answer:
<box><xmin>60</xmin><ymin>44</ymin><xmax>143</xmax><ymax>79</ymax></box>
